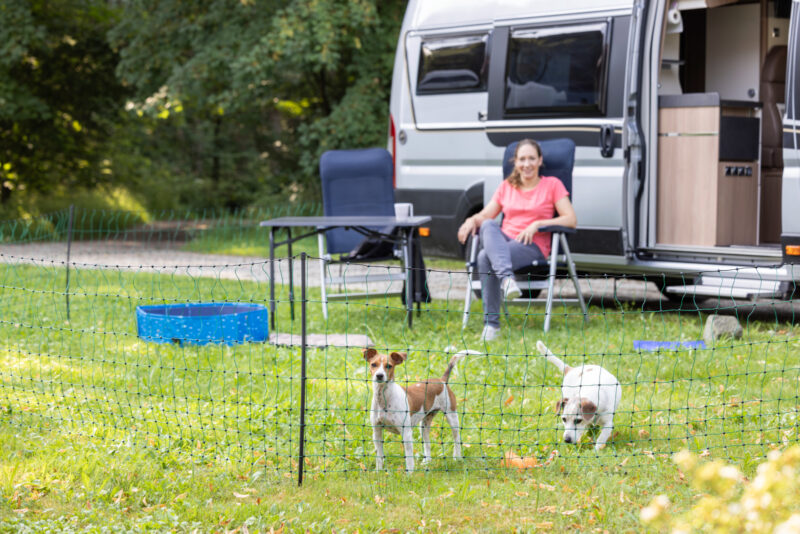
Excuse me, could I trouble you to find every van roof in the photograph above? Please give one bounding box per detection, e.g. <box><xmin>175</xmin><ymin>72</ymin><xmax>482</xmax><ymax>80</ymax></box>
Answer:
<box><xmin>410</xmin><ymin>0</ymin><xmax>634</xmax><ymax>30</ymax></box>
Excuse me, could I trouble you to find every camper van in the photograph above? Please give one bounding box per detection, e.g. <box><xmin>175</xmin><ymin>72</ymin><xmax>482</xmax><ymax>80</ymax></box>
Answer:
<box><xmin>388</xmin><ymin>0</ymin><xmax>800</xmax><ymax>299</ymax></box>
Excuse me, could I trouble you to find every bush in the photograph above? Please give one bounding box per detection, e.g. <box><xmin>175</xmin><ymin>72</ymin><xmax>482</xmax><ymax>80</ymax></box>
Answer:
<box><xmin>641</xmin><ymin>447</ymin><xmax>800</xmax><ymax>533</ymax></box>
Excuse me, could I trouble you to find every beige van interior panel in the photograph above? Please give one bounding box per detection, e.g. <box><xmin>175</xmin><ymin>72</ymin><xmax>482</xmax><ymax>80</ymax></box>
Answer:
<box><xmin>657</xmin><ymin>106</ymin><xmax>719</xmax><ymax>246</ymax></box>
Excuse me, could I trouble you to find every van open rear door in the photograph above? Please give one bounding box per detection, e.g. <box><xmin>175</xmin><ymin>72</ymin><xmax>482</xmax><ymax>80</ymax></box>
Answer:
<box><xmin>783</xmin><ymin>1</ymin><xmax>800</xmax><ymax>263</ymax></box>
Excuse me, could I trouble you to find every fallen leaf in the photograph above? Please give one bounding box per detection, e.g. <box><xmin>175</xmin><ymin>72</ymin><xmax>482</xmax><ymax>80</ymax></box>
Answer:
<box><xmin>561</xmin><ymin>510</ymin><xmax>577</xmax><ymax>516</ymax></box>
<box><xmin>233</xmin><ymin>492</ymin><xmax>250</xmax><ymax>499</ymax></box>
<box><xmin>505</xmin><ymin>395</ymin><xmax>514</xmax><ymax>406</ymax></box>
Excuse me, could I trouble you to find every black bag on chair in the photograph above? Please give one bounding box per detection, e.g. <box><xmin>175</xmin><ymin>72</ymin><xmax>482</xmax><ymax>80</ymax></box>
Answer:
<box><xmin>343</xmin><ymin>226</ymin><xmax>398</xmax><ymax>261</ymax></box>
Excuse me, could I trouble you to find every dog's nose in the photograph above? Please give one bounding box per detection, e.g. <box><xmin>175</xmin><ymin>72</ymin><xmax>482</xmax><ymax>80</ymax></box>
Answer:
<box><xmin>564</xmin><ymin>435</ymin><xmax>573</xmax><ymax>444</ymax></box>
<box><xmin>375</xmin><ymin>373</ymin><xmax>385</xmax><ymax>382</ymax></box>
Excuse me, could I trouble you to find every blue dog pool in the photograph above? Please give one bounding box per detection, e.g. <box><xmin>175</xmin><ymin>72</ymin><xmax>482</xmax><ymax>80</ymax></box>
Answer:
<box><xmin>136</xmin><ymin>302</ymin><xmax>269</xmax><ymax>346</ymax></box>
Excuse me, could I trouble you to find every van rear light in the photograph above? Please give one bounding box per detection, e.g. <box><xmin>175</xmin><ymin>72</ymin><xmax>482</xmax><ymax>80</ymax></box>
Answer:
<box><xmin>389</xmin><ymin>114</ymin><xmax>397</xmax><ymax>188</ymax></box>
<box><xmin>786</xmin><ymin>245</ymin><xmax>800</xmax><ymax>256</ymax></box>
<box><xmin>419</xmin><ymin>227</ymin><xmax>430</xmax><ymax>237</ymax></box>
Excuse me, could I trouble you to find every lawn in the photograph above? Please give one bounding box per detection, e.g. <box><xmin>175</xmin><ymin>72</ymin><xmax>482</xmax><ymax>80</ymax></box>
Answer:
<box><xmin>0</xmin><ymin>259</ymin><xmax>798</xmax><ymax>532</ymax></box>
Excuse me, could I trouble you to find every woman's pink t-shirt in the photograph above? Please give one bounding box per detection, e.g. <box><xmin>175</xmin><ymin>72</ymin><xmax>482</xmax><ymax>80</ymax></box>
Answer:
<box><xmin>490</xmin><ymin>176</ymin><xmax>569</xmax><ymax>258</ymax></box>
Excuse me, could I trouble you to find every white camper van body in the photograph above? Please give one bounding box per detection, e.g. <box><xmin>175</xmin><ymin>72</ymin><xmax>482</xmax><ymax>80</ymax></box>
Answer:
<box><xmin>389</xmin><ymin>0</ymin><xmax>800</xmax><ymax>298</ymax></box>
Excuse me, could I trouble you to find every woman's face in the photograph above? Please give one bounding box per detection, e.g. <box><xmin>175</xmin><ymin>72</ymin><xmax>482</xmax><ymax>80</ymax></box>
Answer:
<box><xmin>514</xmin><ymin>143</ymin><xmax>542</xmax><ymax>181</ymax></box>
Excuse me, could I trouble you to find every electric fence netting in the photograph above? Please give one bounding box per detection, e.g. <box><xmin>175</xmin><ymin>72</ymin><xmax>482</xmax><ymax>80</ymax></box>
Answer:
<box><xmin>0</xmin><ymin>207</ymin><xmax>798</xmax><ymax>485</ymax></box>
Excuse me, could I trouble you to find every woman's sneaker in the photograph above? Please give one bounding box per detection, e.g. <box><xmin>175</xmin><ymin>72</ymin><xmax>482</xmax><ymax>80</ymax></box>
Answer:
<box><xmin>501</xmin><ymin>277</ymin><xmax>522</xmax><ymax>300</ymax></box>
<box><xmin>481</xmin><ymin>325</ymin><xmax>501</xmax><ymax>341</ymax></box>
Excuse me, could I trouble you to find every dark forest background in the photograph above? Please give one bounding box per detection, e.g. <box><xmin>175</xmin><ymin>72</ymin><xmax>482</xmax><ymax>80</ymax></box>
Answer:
<box><xmin>0</xmin><ymin>0</ymin><xmax>406</xmax><ymax>218</ymax></box>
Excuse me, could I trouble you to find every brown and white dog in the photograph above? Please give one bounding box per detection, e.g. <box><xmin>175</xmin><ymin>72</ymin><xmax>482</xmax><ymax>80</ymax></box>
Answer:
<box><xmin>363</xmin><ymin>348</ymin><xmax>473</xmax><ymax>472</ymax></box>
<box><xmin>537</xmin><ymin>340</ymin><xmax>622</xmax><ymax>450</ymax></box>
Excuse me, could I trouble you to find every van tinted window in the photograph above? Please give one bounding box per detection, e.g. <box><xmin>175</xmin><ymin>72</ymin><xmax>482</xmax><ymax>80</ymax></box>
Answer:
<box><xmin>417</xmin><ymin>35</ymin><xmax>488</xmax><ymax>94</ymax></box>
<box><xmin>505</xmin><ymin>23</ymin><xmax>607</xmax><ymax>115</ymax></box>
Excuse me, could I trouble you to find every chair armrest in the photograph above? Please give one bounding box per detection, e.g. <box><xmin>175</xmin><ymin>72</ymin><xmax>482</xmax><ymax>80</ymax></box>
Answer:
<box><xmin>538</xmin><ymin>225</ymin><xmax>576</xmax><ymax>234</ymax></box>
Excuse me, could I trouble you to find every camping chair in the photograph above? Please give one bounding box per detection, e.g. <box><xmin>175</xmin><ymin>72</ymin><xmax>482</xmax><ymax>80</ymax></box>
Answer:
<box><xmin>461</xmin><ymin>138</ymin><xmax>588</xmax><ymax>332</ymax></box>
<box><xmin>317</xmin><ymin>148</ymin><xmax>406</xmax><ymax>319</ymax></box>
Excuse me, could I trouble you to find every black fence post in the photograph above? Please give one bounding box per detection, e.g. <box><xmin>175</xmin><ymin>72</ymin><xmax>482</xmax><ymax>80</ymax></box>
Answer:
<box><xmin>298</xmin><ymin>252</ymin><xmax>307</xmax><ymax>486</ymax></box>
<box><xmin>65</xmin><ymin>204</ymin><xmax>75</xmax><ymax>321</ymax></box>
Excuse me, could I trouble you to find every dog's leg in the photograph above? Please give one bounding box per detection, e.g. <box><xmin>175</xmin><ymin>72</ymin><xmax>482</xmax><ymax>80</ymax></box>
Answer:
<box><xmin>373</xmin><ymin>426</ymin><xmax>385</xmax><ymax>470</ymax></box>
<box><xmin>445</xmin><ymin>411</ymin><xmax>462</xmax><ymax>459</ymax></box>
<box><xmin>595</xmin><ymin>416</ymin><xmax>614</xmax><ymax>450</ymax></box>
<box><xmin>401</xmin><ymin>424</ymin><xmax>415</xmax><ymax>473</ymax></box>
<box><xmin>421</xmin><ymin>414</ymin><xmax>435</xmax><ymax>465</ymax></box>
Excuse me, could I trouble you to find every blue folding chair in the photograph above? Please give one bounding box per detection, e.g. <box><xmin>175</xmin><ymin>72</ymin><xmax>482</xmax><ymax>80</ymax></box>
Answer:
<box><xmin>462</xmin><ymin>138</ymin><xmax>588</xmax><ymax>332</ymax></box>
<box><xmin>318</xmin><ymin>148</ymin><xmax>406</xmax><ymax>319</ymax></box>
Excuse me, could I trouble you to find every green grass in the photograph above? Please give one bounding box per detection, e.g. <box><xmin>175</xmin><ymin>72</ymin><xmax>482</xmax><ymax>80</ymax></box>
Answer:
<box><xmin>0</xmin><ymin>261</ymin><xmax>798</xmax><ymax>531</ymax></box>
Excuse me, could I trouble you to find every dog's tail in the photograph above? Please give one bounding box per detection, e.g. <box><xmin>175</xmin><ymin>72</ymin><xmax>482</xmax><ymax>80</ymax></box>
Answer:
<box><xmin>536</xmin><ymin>340</ymin><xmax>572</xmax><ymax>375</ymax></box>
<box><xmin>442</xmin><ymin>350</ymin><xmax>479</xmax><ymax>383</ymax></box>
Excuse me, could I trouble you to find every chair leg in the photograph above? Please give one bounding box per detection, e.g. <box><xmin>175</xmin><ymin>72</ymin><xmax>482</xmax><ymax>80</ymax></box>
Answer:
<box><xmin>318</xmin><ymin>233</ymin><xmax>328</xmax><ymax>320</ymax></box>
<box><xmin>462</xmin><ymin>235</ymin><xmax>479</xmax><ymax>330</ymax></box>
<box><xmin>543</xmin><ymin>233</ymin><xmax>560</xmax><ymax>333</ymax></box>
<box><xmin>560</xmin><ymin>233</ymin><xmax>588</xmax><ymax>321</ymax></box>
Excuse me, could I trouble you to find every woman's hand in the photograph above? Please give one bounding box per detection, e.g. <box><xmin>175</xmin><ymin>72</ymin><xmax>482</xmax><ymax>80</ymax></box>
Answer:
<box><xmin>457</xmin><ymin>217</ymin><xmax>477</xmax><ymax>244</ymax></box>
<box><xmin>515</xmin><ymin>221</ymin><xmax>540</xmax><ymax>245</ymax></box>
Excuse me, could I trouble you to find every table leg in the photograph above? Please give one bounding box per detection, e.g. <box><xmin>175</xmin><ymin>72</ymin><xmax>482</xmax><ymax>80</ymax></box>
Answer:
<box><xmin>288</xmin><ymin>227</ymin><xmax>294</xmax><ymax>321</ymax></box>
<box><xmin>269</xmin><ymin>228</ymin><xmax>275</xmax><ymax>330</ymax></box>
<box><xmin>404</xmin><ymin>228</ymin><xmax>413</xmax><ymax>328</ymax></box>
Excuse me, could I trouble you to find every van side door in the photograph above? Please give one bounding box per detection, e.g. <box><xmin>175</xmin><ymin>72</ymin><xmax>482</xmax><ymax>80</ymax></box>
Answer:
<box><xmin>484</xmin><ymin>13</ymin><xmax>632</xmax><ymax>262</ymax></box>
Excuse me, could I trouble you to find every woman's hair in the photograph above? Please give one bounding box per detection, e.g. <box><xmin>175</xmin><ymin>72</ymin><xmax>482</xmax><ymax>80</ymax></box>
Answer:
<box><xmin>506</xmin><ymin>139</ymin><xmax>542</xmax><ymax>189</ymax></box>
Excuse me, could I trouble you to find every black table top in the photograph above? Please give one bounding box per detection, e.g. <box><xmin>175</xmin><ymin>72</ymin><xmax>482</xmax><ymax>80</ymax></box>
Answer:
<box><xmin>260</xmin><ymin>215</ymin><xmax>432</xmax><ymax>228</ymax></box>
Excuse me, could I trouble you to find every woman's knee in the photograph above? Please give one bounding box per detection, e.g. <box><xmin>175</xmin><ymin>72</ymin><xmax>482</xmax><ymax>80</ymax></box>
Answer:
<box><xmin>479</xmin><ymin>219</ymin><xmax>499</xmax><ymax>238</ymax></box>
<box><xmin>477</xmin><ymin>249</ymin><xmax>490</xmax><ymax>270</ymax></box>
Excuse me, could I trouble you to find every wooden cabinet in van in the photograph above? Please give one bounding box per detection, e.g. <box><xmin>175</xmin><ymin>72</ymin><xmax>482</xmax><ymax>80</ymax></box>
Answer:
<box><xmin>657</xmin><ymin>93</ymin><xmax>760</xmax><ymax>247</ymax></box>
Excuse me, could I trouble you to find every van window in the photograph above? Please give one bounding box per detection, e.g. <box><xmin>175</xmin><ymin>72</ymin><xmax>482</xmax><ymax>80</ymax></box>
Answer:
<box><xmin>505</xmin><ymin>23</ymin><xmax>608</xmax><ymax>115</ymax></box>
<box><xmin>417</xmin><ymin>34</ymin><xmax>488</xmax><ymax>94</ymax></box>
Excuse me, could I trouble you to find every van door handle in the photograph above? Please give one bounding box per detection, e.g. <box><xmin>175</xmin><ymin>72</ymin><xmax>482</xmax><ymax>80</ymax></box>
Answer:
<box><xmin>600</xmin><ymin>124</ymin><xmax>615</xmax><ymax>158</ymax></box>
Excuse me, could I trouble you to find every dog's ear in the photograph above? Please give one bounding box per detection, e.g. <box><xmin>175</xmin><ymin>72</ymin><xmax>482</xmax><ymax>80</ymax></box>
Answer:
<box><xmin>555</xmin><ymin>398</ymin><xmax>568</xmax><ymax>414</ymax></box>
<box><xmin>580</xmin><ymin>398</ymin><xmax>597</xmax><ymax>418</ymax></box>
<box><xmin>363</xmin><ymin>348</ymin><xmax>377</xmax><ymax>361</ymax></box>
<box><xmin>389</xmin><ymin>352</ymin><xmax>407</xmax><ymax>365</ymax></box>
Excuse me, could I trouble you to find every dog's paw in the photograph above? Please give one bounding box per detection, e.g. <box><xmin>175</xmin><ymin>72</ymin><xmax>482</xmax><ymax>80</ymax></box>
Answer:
<box><xmin>594</xmin><ymin>443</ymin><xmax>607</xmax><ymax>451</ymax></box>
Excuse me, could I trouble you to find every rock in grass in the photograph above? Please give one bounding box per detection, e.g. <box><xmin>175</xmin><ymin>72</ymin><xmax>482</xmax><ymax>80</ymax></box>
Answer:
<box><xmin>703</xmin><ymin>315</ymin><xmax>743</xmax><ymax>344</ymax></box>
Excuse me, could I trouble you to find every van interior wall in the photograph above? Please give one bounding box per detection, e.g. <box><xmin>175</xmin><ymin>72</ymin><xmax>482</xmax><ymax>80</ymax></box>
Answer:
<box><xmin>656</xmin><ymin>1</ymin><xmax>789</xmax><ymax>249</ymax></box>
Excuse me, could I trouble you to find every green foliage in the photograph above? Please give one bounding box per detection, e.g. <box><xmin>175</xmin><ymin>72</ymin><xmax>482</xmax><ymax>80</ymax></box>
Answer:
<box><xmin>107</xmin><ymin>0</ymin><xmax>405</xmax><ymax>210</ymax></box>
<box><xmin>0</xmin><ymin>0</ymin><xmax>128</xmax><ymax>202</ymax></box>
<box><xmin>1</xmin><ymin>0</ymin><xmax>406</xmax><ymax>214</ymax></box>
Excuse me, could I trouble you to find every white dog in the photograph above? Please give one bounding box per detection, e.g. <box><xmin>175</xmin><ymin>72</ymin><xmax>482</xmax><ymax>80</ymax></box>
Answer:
<box><xmin>363</xmin><ymin>348</ymin><xmax>473</xmax><ymax>473</ymax></box>
<box><xmin>537</xmin><ymin>340</ymin><xmax>621</xmax><ymax>450</ymax></box>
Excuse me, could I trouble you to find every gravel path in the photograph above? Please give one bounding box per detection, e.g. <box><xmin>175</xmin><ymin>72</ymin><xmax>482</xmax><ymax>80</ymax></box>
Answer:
<box><xmin>0</xmin><ymin>241</ymin><xmax>660</xmax><ymax>301</ymax></box>
<box><xmin>3</xmin><ymin>241</ymin><xmax>796</xmax><ymax>321</ymax></box>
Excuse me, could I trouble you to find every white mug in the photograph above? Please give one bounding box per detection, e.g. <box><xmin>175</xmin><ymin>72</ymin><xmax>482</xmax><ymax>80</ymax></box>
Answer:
<box><xmin>394</xmin><ymin>202</ymin><xmax>414</xmax><ymax>219</ymax></box>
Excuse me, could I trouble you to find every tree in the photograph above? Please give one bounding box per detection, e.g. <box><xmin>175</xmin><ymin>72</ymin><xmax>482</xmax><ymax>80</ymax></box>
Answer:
<box><xmin>109</xmin><ymin>0</ymin><xmax>406</xmax><ymax>208</ymax></box>
<box><xmin>0</xmin><ymin>0</ymin><xmax>128</xmax><ymax>205</ymax></box>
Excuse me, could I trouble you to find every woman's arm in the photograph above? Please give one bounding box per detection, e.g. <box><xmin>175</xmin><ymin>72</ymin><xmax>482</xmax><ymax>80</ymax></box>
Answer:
<box><xmin>514</xmin><ymin>195</ymin><xmax>577</xmax><ymax>245</ymax></box>
<box><xmin>457</xmin><ymin>199</ymin><xmax>503</xmax><ymax>244</ymax></box>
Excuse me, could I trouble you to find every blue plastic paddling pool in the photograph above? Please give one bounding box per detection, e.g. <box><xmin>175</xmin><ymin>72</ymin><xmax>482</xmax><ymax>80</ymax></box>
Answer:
<box><xmin>136</xmin><ymin>302</ymin><xmax>269</xmax><ymax>346</ymax></box>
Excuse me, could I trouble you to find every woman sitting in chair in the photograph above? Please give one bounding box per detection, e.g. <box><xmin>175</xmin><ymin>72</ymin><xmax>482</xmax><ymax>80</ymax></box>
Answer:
<box><xmin>457</xmin><ymin>139</ymin><xmax>577</xmax><ymax>341</ymax></box>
